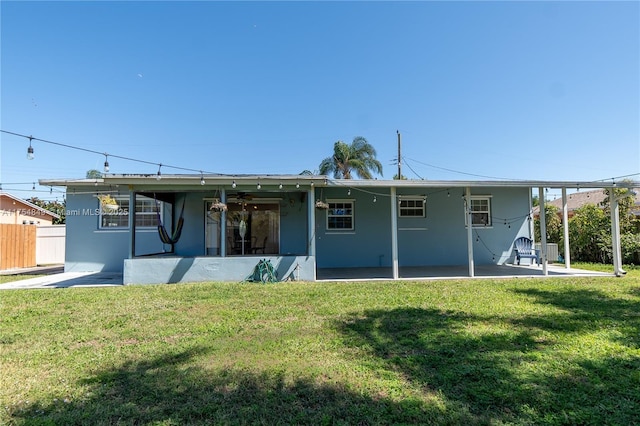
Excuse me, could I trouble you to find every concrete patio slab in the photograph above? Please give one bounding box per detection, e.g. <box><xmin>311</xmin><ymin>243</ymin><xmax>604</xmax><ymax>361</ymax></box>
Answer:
<box><xmin>316</xmin><ymin>264</ymin><xmax>614</xmax><ymax>281</ymax></box>
<box><xmin>1</xmin><ymin>264</ymin><xmax>614</xmax><ymax>289</ymax></box>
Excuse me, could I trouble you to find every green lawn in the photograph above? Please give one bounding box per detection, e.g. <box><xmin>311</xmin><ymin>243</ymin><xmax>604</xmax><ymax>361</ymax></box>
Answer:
<box><xmin>1</xmin><ymin>268</ymin><xmax>639</xmax><ymax>425</ymax></box>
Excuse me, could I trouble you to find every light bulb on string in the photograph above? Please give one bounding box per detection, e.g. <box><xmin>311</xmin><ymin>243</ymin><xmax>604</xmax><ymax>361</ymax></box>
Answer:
<box><xmin>257</xmin><ymin>181</ymin><xmax>261</xmax><ymax>190</ymax></box>
<box><xmin>200</xmin><ymin>172</ymin><xmax>205</xmax><ymax>186</ymax></box>
<box><xmin>156</xmin><ymin>164</ymin><xmax>162</xmax><ymax>181</ymax></box>
<box><xmin>373</xmin><ymin>196</ymin><xmax>377</xmax><ymax>203</ymax></box>
<box><xmin>232</xmin><ymin>180</ymin><xmax>237</xmax><ymax>189</ymax></box>
<box><xmin>347</xmin><ymin>189</ymin><xmax>351</xmax><ymax>196</ymax></box>
<box><xmin>279</xmin><ymin>183</ymin><xmax>283</xmax><ymax>190</ymax></box>
<box><xmin>27</xmin><ymin>136</ymin><xmax>34</xmax><ymax>160</ymax></box>
<box><xmin>103</xmin><ymin>154</ymin><xmax>110</xmax><ymax>173</ymax></box>
<box><xmin>296</xmin><ymin>182</ymin><xmax>300</xmax><ymax>189</ymax></box>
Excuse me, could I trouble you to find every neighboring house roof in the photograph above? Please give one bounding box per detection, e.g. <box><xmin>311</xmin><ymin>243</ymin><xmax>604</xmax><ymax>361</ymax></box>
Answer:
<box><xmin>534</xmin><ymin>187</ymin><xmax>640</xmax><ymax>216</ymax></box>
<box><xmin>0</xmin><ymin>192</ymin><xmax>61</xmax><ymax>220</ymax></box>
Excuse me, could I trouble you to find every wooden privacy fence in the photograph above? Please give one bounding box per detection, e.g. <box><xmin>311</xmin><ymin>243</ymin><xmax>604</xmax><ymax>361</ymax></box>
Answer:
<box><xmin>0</xmin><ymin>224</ymin><xmax>37</xmax><ymax>270</ymax></box>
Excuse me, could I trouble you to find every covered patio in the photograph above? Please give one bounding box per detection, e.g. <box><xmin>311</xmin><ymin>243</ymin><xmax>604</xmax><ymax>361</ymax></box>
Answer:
<box><xmin>317</xmin><ymin>263</ymin><xmax>614</xmax><ymax>281</ymax></box>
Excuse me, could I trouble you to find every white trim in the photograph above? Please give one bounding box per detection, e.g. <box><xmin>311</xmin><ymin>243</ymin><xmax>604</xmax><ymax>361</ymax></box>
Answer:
<box><xmin>464</xmin><ymin>196</ymin><xmax>492</xmax><ymax>227</ymax></box>
<box><xmin>398</xmin><ymin>196</ymin><xmax>426</xmax><ymax>218</ymax></box>
<box><xmin>98</xmin><ymin>195</ymin><xmax>160</xmax><ymax>230</ymax></box>
<box><xmin>326</xmin><ymin>199</ymin><xmax>355</xmax><ymax>231</ymax></box>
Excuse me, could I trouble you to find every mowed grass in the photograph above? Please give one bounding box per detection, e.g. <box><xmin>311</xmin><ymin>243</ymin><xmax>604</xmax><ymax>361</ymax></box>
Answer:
<box><xmin>1</xmin><ymin>268</ymin><xmax>639</xmax><ymax>425</ymax></box>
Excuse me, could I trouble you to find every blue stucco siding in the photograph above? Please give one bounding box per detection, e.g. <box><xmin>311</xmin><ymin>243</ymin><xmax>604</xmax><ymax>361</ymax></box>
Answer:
<box><xmin>63</xmin><ymin>183</ymin><xmax>533</xmax><ymax>277</ymax></box>
<box><xmin>64</xmin><ymin>190</ymin><xmax>167</xmax><ymax>272</ymax></box>
<box><xmin>315</xmin><ymin>186</ymin><xmax>533</xmax><ymax>268</ymax></box>
<box><xmin>63</xmin><ymin>188</ymin><xmax>312</xmax><ymax>273</ymax></box>
<box><xmin>315</xmin><ymin>188</ymin><xmax>393</xmax><ymax>268</ymax></box>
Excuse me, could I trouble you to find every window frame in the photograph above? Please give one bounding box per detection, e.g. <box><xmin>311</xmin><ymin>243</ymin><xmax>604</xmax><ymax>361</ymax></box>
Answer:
<box><xmin>98</xmin><ymin>195</ymin><xmax>161</xmax><ymax>230</ymax></box>
<box><xmin>398</xmin><ymin>196</ymin><xmax>426</xmax><ymax>218</ymax></box>
<box><xmin>326</xmin><ymin>199</ymin><xmax>355</xmax><ymax>231</ymax></box>
<box><xmin>465</xmin><ymin>196</ymin><xmax>492</xmax><ymax>227</ymax></box>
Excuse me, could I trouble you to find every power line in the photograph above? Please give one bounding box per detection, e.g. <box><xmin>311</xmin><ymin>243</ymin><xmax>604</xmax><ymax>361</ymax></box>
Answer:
<box><xmin>1</xmin><ymin>129</ymin><xmax>225</xmax><ymax>176</ymax></box>
<box><xmin>403</xmin><ymin>156</ymin><xmax>522</xmax><ymax>180</ymax></box>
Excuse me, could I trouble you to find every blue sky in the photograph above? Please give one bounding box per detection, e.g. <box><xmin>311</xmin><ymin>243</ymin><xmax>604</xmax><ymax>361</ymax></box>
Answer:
<box><xmin>1</xmin><ymin>1</ymin><xmax>638</xmax><ymax>200</ymax></box>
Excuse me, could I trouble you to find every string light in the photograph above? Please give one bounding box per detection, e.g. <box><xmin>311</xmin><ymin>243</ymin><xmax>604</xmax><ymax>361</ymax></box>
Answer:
<box><xmin>156</xmin><ymin>164</ymin><xmax>162</xmax><ymax>181</ymax></box>
<box><xmin>279</xmin><ymin>183</ymin><xmax>283</xmax><ymax>189</ymax></box>
<box><xmin>103</xmin><ymin>154</ymin><xmax>110</xmax><ymax>173</ymax></box>
<box><xmin>347</xmin><ymin>189</ymin><xmax>351</xmax><ymax>196</ymax></box>
<box><xmin>373</xmin><ymin>196</ymin><xmax>377</xmax><ymax>202</ymax></box>
<box><xmin>200</xmin><ymin>172</ymin><xmax>205</xmax><ymax>186</ymax></box>
<box><xmin>27</xmin><ymin>136</ymin><xmax>34</xmax><ymax>160</ymax></box>
<box><xmin>296</xmin><ymin>182</ymin><xmax>300</xmax><ymax>189</ymax></box>
<box><xmin>232</xmin><ymin>180</ymin><xmax>237</xmax><ymax>189</ymax></box>
<box><xmin>257</xmin><ymin>181</ymin><xmax>261</xmax><ymax>190</ymax></box>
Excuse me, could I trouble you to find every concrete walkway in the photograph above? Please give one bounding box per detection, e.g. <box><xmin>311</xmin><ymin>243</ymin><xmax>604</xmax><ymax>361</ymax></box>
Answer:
<box><xmin>0</xmin><ymin>271</ymin><xmax>123</xmax><ymax>289</ymax></box>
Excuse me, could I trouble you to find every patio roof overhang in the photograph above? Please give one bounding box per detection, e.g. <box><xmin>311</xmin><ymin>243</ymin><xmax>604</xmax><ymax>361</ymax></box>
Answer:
<box><xmin>39</xmin><ymin>174</ymin><xmax>639</xmax><ymax>190</ymax></box>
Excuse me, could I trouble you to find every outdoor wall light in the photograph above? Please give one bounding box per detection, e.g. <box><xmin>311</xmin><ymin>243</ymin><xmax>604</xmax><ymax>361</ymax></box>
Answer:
<box><xmin>27</xmin><ymin>136</ymin><xmax>34</xmax><ymax>160</ymax></box>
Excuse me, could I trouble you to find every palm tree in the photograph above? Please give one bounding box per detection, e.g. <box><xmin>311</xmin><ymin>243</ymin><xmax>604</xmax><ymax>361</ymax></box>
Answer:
<box><xmin>318</xmin><ymin>137</ymin><xmax>383</xmax><ymax>179</ymax></box>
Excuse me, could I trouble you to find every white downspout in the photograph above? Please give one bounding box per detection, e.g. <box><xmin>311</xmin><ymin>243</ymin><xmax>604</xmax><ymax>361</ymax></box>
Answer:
<box><xmin>390</xmin><ymin>187</ymin><xmax>399</xmax><ymax>279</ymax></box>
<box><xmin>538</xmin><ymin>187</ymin><xmax>548</xmax><ymax>276</ymax></box>
<box><xmin>466</xmin><ymin>187</ymin><xmax>474</xmax><ymax>277</ymax></box>
<box><xmin>562</xmin><ymin>187</ymin><xmax>570</xmax><ymax>269</ymax></box>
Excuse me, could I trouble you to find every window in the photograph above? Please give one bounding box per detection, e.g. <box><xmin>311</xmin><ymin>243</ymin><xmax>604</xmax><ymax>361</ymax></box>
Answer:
<box><xmin>466</xmin><ymin>196</ymin><xmax>491</xmax><ymax>227</ymax></box>
<box><xmin>99</xmin><ymin>195</ymin><xmax>161</xmax><ymax>229</ymax></box>
<box><xmin>327</xmin><ymin>200</ymin><xmax>354</xmax><ymax>230</ymax></box>
<box><xmin>399</xmin><ymin>197</ymin><xmax>426</xmax><ymax>217</ymax></box>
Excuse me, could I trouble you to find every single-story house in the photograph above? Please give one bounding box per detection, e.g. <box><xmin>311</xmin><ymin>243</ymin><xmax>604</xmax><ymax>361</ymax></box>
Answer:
<box><xmin>0</xmin><ymin>192</ymin><xmax>61</xmax><ymax>225</ymax></box>
<box><xmin>40</xmin><ymin>174</ymin><xmax>634</xmax><ymax>284</ymax></box>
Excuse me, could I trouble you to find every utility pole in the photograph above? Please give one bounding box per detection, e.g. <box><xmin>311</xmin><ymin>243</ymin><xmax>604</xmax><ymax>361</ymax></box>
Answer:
<box><xmin>397</xmin><ymin>130</ymin><xmax>402</xmax><ymax>180</ymax></box>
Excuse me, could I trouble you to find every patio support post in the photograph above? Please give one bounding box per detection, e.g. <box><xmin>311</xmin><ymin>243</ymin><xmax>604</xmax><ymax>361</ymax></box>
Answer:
<box><xmin>538</xmin><ymin>187</ymin><xmax>548</xmax><ymax>275</ymax></box>
<box><xmin>220</xmin><ymin>188</ymin><xmax>226</xmax><ymax>257</ymax></box>
<box><xmin>610</xmin><ymin>193</ymin><xmax>625</xmax><ymax>276</ymax></box>
<box><xmin>465</xmin><ymin>187</ymin><xmax>475</xmax><ymax>277</ymax></box>
<box><xmin>562</xmin><ymin>187</ymin><xmax>571</xmax><ymax>269</ymax></box>
<box><xmin>308</xmin><ymin>186</ymin><xmax>316</xmax><ymax>281</ymax></box>
<box><xmin>390</xmin><ymin>187</ymin><xmax>399</xmax><ymax>279</ymax></box>
<box><xmin>129</xmin><ymin>191</ymin><xmax>136</xmax><ymax>258</ymax></box>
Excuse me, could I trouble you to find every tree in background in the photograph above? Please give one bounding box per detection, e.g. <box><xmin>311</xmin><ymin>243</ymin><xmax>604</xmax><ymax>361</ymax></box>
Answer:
<box><xmin>568</xmin><ymin>204</ymin><xmax>611</xmax><ymax>263</ymax></box>
<box><xmin>86</xmin><ymin>169</ymin><xmax>102</xmax><ymax>179</ymax></box>
<box><xmin>601</xmin><ymin>185</ymin><xmax>638</xmax><ymax>233</ymax></box>
<box><xmin>319</xmin><ymin>137</ymin><xmax>383</xmax><ymax>179</ymax></box>
<box><xmin>26</xmin><ymin>197</ymin><xmax>66</xmax><ymax>224</ymax></box>
<box><xmin>534</xmin><ymin>204</ymin><xmax>562</xmax><ymax>243</ymax></box>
